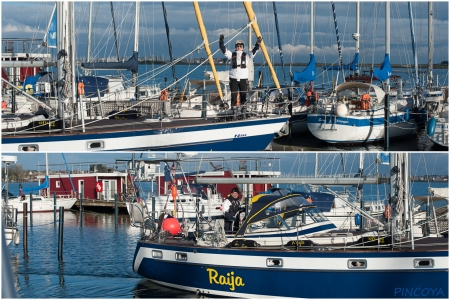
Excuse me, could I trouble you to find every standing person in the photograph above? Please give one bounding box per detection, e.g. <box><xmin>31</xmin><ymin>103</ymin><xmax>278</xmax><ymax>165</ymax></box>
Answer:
<box><xmin>227</xmin><ymin>187</ymin><xmax>242</xmax><ymax>232</ymax></box>
<box><xmin>219</xmin><ymin>34</ymin><xmax>262</xmax><ymax>108</ymax></box>
<box><xmin>221</xmin><ymin>197</ymin><xmax>234</xmax><ymax>233</ymax></box>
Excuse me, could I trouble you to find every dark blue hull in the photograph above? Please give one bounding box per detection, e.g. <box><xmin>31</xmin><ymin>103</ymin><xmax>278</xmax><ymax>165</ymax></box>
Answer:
<box><xmin>133</xmin><ymin>241</ymin><xmax>448</xmax><ymax>298</ymax></box>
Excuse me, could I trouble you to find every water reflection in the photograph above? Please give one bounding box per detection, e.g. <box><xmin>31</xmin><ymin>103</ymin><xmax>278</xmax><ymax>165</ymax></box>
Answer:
<box><xmin>133</xmin><ymin>279</ymin><xmax>207</xmax><ymax>298</ymax></box>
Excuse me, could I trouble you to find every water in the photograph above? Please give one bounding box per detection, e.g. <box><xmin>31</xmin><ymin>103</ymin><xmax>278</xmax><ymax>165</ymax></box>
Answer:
<box><xmin>4</xmin><ymin>181</ymin><xmax>447</xmax><ymax>298</ymax></box>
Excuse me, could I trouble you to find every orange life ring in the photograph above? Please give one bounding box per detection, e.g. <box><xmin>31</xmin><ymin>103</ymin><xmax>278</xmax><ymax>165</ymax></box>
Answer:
<box><xmin>1</xmin><ymin>101</ymin><xmax>7</xmax><ymax>110</ymax></box>
<box><xmin>77</xmin><ymin>82</ymin><xmax>85</xmax><ymax>95</ymax></box>
<box><xmin>160</xmin><ymin>90</ymin><xmax>168</xmax><ymax>101</ymax></box>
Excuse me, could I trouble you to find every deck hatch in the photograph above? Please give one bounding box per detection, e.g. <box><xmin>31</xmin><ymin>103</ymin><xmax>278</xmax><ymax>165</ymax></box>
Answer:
<box><xmin>348</xmin><ymin>259</ymin><xmax>367</xmax><ymax>269</ymax></box>
<box><xmin>266</xmin><ymin>258</ymin><xmax>283</xmax><ymax>267</ymax></box>
<box><xmin>414</xmin><ymin>258</ymin><xmax>434</xmax><ymax>268</ymax></box>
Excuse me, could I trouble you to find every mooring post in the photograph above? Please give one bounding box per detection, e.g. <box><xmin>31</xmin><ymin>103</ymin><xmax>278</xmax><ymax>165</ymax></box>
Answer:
<box><xmin>23</xmin><ymin>203</ymin><xmax>28</xmax><ymax>259</ymax></box>
<box><xmin>29</xmin><ymin>193</ymin><xmax>33</xmax><ymax>227</ymax></box>
<box><xmin>79</xmin><ymin>192</ymin><xmax>83</xmax><ymax>227</ymax></box>
<box><xmin>58</xmin><ymin>207</ymin><xmax>64</xmax><ymax>262</ymax></box>
<box><xmin>53</xmin><ymin>192</ymin><xmax>57</xmax><ymax>225</ymax></box>
<box><xmin>114</xmin><ymin>194</ymin><xmax>118</xmax><ymax>229</ymax></box>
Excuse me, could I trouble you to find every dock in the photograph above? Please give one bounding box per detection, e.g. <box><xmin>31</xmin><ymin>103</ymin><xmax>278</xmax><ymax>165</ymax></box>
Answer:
<box><xmin>72</xmin><ymin>199</ymin><xmax>128</xmax><ymax>213</ymax></box>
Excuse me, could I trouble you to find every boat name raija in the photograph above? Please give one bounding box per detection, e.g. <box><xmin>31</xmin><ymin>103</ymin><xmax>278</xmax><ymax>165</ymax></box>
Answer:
<box><xmin>206</xmin><ymin>268</ymin><xmax>245</xmax><ymax>291</ymax></box>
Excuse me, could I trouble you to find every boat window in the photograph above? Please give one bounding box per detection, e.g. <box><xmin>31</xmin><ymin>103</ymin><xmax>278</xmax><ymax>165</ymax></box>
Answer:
<box><xmin>414</xmin><ymin>259</ymin><xmax>434</xmax><ymax>268</ymax></box>
<box><xmin>175</xmin><ymin>253</ymin><xmax>187</xmax><ymax>261</ymax></box>
<box><xmin>303</xmin><ymin>207</ymin><xmax>328</xmax><ymax>223</ymax></box>
<box><xmin>152</xmin><ymin>250</ymin><xmax>163</xmax><ymax>259</ymax></box>
<box><xmin>19</xmin><ymin>144</ymin><xmax>39</xmax><ymax>151</ymax></box>
<box><xmin>348</xmin><ymin>260</ymin><xmax>367</xmax><ymax>269</ymax></box>
<box><xmin>86</xmin><ymin>141</ymin><xmax>105</xmax><ymax>149</ymax></box>
<box><xmin>266</xmin><ymin>258</ymin><xmax>283</xmax><ymax>267</ymax></box>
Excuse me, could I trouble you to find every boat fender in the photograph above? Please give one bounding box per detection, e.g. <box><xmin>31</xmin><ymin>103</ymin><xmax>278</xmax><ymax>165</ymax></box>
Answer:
<box><xmin>1</xmin><ymin>101</ymin><xmax>7</xmax><ymax>110</ymax></box>
<box><xmin>160</xmin><ymin>89</ymin><xmax>168</xmax><ymax>101</ymax></box>
<box><xmin>354</xmin><ymin>213</ymin><xmax>361</xmax><ymax>226</ymax></box>
<box><xmin>284</xmin><ymin>240</ymin><xmax>315</xmax><ymax>247</ymax></box>
<box><xmin>384</xmin><ymin>205</ymin><xmax>392</xmax><ymax>219</ymax></box>
<box><xmin>14</xmin><ymin>230</ymin><xmax>20</xmax><ymax>245</ymax></box>
<box><xmin>162</xmin><ymin>217</ymin><xmax>181</xmax><ymax>235</ymax></box>
<box><xmin>336</xmin><ymin>103</ymin><xmax>348</xmax><ymax>117</ymax></box>
<box><xmin>226</xmin><ymin>239</ymin><xmax>260</xmax><ymax>248</ymax></box>
<box><xmin>404</xmin><ymin>108</ymin><xmax>409</xmax><ymax>121</ymax></box>
<box><xmin>77</xmin><ymin>82</ymin><xmax>85</xmax><ymax>95</ymax></box>
<box><xmin>427</xmin><ymin>117</ymin><xmax>437</xmax><ymax>136</ymax></box>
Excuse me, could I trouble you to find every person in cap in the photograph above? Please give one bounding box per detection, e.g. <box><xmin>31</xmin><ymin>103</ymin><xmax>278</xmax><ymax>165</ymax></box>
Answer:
<box><xmin>219</xmin><ymin>34</ymin><xmax>262</xmax><ymax>107</ymax></box>
<box><xmin>226</xmin><ymin>186</ymin><xmax>242</xmax><ymax>232</ymax></box>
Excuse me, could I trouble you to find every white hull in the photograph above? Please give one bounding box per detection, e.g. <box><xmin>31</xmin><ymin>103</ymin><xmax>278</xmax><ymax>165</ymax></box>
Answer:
<box><xmin>307</xmin><ymin>112</ymin><xmax>417</xmax><ymax>143</ymax></box>
<box><xmin>10</xmin><ymin>196</ymin><xmax>77</xmax><ymax>213</ymax></box>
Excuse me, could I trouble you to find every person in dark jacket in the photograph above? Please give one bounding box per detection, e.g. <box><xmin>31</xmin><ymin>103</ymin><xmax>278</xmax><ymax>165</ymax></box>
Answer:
<box><xmin>227</xmin><ymin>187</ymin><xmax>242</xmax><ymax>232</ymax></box>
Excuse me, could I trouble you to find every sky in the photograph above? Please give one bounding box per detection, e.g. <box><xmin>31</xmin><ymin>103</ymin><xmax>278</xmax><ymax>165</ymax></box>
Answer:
<box><xmin>1</xmin><ymin>1</ymin><xmax>449</xmax><ymax>66</ymax></box>
<box><xmin>2</xmin><ymin>152</ymin><xmax>448</xmax><ymax>177</ymax></box>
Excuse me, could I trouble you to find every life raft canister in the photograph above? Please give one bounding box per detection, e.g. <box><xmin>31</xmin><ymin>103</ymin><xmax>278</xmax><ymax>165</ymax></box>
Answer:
<box><xmin>77</xmin><ymin>82</ymin><xmax>85</xmax><ymax>95</ymax></box>
<box><xmin>160</xmin><ymin>89</ymin><xmax>168</xmax><ymax>101</ymax></box>
<box><xmin>360</xmin><ymin>94</ymin><xmax>370</xmax><ymax>110</ymax></box>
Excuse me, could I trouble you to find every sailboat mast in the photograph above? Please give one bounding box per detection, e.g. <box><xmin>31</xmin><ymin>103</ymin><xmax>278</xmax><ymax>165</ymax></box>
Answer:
<box><xmin>355</xmin><ymin>2</ymin><xmax>360</xmax><ymax>76</ymax></box>
<box><xmin>110</xmin><ymin>2</ymin><xmax>120</xmax><ymax>62</ymax></box>
<box><xmin>427</xmin><ymin>2</ymin><xmax>434</xmax><ymax>88</ymax></box>
<box><xmin>162</xmin><ymin>2</ymin><xmax>177</xmax><ymax>85</ymax></box>
<box><xmin>385</xmin><ymin>2</ymin><xmax>390</xmax><ymax>90</ymax></box>
<box><xmin>408</xmin><ymin>2</ymin><xmax>420</xmax><ymax>105</ymax></box>
<box><xmin>192</xmin><ymin>2</ymin><xmax>223</xmax><ymax>99</ymax></box>
<box><xmin>331</xmin><ymin>2</ymin><xmax>345</xmax><ymax>86</ymax></box>
<box><xmin>133</xmin><ymin>2</ymin><xmax>140</xmax><ymax>100</ymax></box>
<box><xmin>85</xmin><ymin>2</ymin><xmax>93</xmax><ymax>76</ymax></box>
<box><xmin>273</xmin><ymin>2</ymin><xmax>287</xmax><ymax>85</ymax></box>
<box><xmin>243</xmin><ymin>1</ymin><xmax>281</xmax><ymax>90</ymax></box>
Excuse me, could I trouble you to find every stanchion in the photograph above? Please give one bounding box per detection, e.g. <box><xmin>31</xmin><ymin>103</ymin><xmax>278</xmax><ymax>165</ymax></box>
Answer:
<box><xmin>58</xmin><ymin>207</ymin><xmax>64</xmax><ymax>262</ymax></box>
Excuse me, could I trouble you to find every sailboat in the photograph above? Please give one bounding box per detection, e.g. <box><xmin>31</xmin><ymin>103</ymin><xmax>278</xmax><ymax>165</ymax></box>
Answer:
<box><xmin>1</xmin><ymin>2</ymin><xmax>289</xmax><ymax>152</ymax></box>
<box><xmin>131</xmin><ymin>152</ymin><xmax>448</xmax><ymax>298</ymax></box>
<box><xmin>2</xmin><ymin>155</ymin><xmax>20</xmax><ymax>246</ymax></box>
<box><xmin>423</xmin><ymin>2</ymin><xmax>449</xmax><ymax>149</ymax></box>
<box><xmin>307</xmin><ymin>2</ymin><xmax>417</xmax><ymax>144</ymax></box>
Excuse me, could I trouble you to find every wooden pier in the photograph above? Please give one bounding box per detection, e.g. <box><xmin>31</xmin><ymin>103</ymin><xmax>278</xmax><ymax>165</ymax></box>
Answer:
<box><xmin>72</xmin><ymin>199</ymin><xmax>128</xmax><ymax>213</ymax></box>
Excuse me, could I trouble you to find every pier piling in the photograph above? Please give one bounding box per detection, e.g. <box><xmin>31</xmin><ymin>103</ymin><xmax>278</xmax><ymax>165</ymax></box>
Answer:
<box><xmin>79</xmin><ymin>193</ymin><xmax>83</xmax><ymax>227</ymax></box>
<box><xmin>114</xmin><ymin>194</ymin><xmax>118</xmax><ymax>229</ymax></box>
<box><xmin>23</xmin><ymin>203</ymin><xmax>28</xmax><ymax>259</ymax></box>
<box><xmin>53</xmin><ymin>192</ymin><xmax>57</xmax><ymax>225</ymax></box>
<box><xmin>29</xmin><ymin>193</ymin><xmax>33</xmax><ymax>227</ymax></box>
<box><xmin>58</xmin><ymin>207</ymin><xmax>64</xmax><ymax>262</ymax></box>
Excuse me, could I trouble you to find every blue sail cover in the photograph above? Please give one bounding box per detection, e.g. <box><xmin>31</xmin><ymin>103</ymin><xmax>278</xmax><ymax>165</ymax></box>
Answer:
<box><xmin>22</xmin><ymin>176</ymin><xmax>49</xmax><ymax>194</ymax></box>
<box><xmin>43</xmin><ymin>5</ymin><xmax>57</xmax><ymax>48</ymax></box>
<box><xmin>293</xmin><ymin>54</ymin><xmax>316</xmax><ymax>83</ymax></box>
<box><xmin>323</xmin><ymin>53</ymin><xmax>359</xmax><ymax>71</ymax></box>
<box><xmin>372</xmin><ymin>54</ymin><xmax>392</xmax><ymax>81</ymax></box>
<box><xmin>81</xmin><ymin>52</ymin><xmax>139</xmax><ymax>74</ymax></box>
